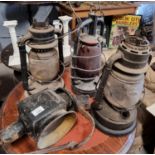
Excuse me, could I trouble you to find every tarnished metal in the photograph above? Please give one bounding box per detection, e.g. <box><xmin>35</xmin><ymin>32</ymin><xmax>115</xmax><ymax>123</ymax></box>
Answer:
<box><xmin>71</xmin><ymin>37</ymin><xmax>103</xmax><ymax>95</ymax></box>
<box><xmin>114</xmin><ymin>35</ymin><xmax>151</xmax><ymax>74</ymax></box>
<box><xmin>26</xmin><ymin>22</ymin><xmax>60</xmax><ymax>82</ymax></box>
<box><xmin>104</xmin><ymin>71</ymin><xmax>144</xmax><ymax>109</ymax></box>
<box><xmin>19</xmin><ymin>20</ymin><xmax>64</xmax><ymax>92</ymax></box>
<box><xmin>91</xmin><ymin>99</ymin><xmax>137</xmax><ymax>135</ymax></box>
<box><xmin>29</xmin><ymin>48</ymin><xmax>59</xmax><ymax>82</ymax></box>
<box><xmin>0</xmin><ymin>88</ymin><xmax>77</xmax><ymax>149</ymax></box>
<box><xmin>0</xmin><ymin>121</ymin><xmax>25</xmax><ymax>144</ymax></box>
<box><xmin>91</xmin><ymin>35</ymin><xmax>152</xmax><ymax>136</ymax></box>
<box><xmin>71</xmin><ymin>13</ymin><xmax>105</xmax><ymax>95</ymax></box>
<box><xmin>76</xmin><ymin>34</ymin><xmax>102</xmax><ymax>78</ymax></box>
<box><xmin>28</xmin><ymin>62</ymin><xmax>65</xmax><ymax>95</ymax></box>
<box><xmin>71</xmin><ymin>34</ymin><xmax>103</xmax><ymax>95</ymax></box>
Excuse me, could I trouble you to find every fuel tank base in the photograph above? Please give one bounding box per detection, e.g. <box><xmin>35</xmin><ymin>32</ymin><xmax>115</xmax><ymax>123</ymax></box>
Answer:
<box><xmin>72</xmin><ymin>77</ymin><xmax>99</xmax><ymax>96</ymax></box>
<box><xmin>90</xmin><ymin>99</ymin><xmax>137</xmax><ymax>136</ymax></box>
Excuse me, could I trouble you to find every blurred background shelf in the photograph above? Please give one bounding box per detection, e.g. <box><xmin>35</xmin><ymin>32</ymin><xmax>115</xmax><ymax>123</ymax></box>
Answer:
<box><xmin>59</xmin><ymin>2</ymin><xmax>137</xmax><ymax>29</ymax></box>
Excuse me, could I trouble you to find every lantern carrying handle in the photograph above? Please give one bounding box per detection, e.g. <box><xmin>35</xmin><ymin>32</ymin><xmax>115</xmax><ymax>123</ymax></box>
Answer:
<box><xmin>18</xmin><ymin>42</ymin><xmax>30</xmax><ymax>91</ymax></box>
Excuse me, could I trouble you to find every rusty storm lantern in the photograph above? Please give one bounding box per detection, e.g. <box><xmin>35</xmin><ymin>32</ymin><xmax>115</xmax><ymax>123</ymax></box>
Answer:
<box><xmin>18</xmin><ymin>20</ymin><xmax>64</xmax><ymax>94</ymax></box>
<box><xmin>91</xmin><ymin>35</ymin><xmax>152</xmax><ymax>135</ymax></box>
<box><xmin>71</xmin><ymin>13</ymin><xmax>104</xmax><ymax>95</ymax></box>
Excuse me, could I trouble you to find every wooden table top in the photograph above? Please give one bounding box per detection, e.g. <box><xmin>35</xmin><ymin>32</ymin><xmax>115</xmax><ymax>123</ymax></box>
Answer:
<box><xmin>0</xmin><ymin>68</ymin><xmax>135</xmax><ymax>154</ymax></box>
<box><xmin>59</xmin><ymin>2</ymin><xmax>137</xmax><ymax>13</ymax></box>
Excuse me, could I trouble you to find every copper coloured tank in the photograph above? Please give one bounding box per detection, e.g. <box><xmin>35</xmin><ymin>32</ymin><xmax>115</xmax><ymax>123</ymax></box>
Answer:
<box><xmin>76</xmin><ymin>34</ymin><xmax>101</xmax><ymax>78</ymax></box>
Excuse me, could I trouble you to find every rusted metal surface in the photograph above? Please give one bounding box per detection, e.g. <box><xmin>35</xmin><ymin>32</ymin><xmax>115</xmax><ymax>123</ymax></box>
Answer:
<box><xmin>0</xmin><ymin>69</ymin><xmax>135</xmax><ymax>154</ymax></box>
<box><xmin>1</xmin><ymin>88</ymin><xmax>77</xmax><ymax>149</ymax></box>
<box><xmin>71</xmin><ymin>35</ymin><xmax>103</xmax><ymax>96</ymax></box>
<box><xmin>76</xmin><ymin>35</ymin><xmax>102</xmax><ymax>78</ymax></box>
<box><xmin>29</xmin><ymin>48</ymin><xmax>59</xmax><ymax>82</ymax></box>
<box><xmin>23</xmin><ymin>21</ymin><xmax>60</xmax><ymax>82</ymax></box>
<box><xmin>91</xmin><ymin>99</ymin><xmax>137</xmax><ymax>135</ymax></box>
<box><xmin>71</xmin><ymin>76</ymin><xmax>99</xmax><ymax>96</ymax></box>
<box><xmin>71</xmin><ymin>13</ymin><xmax>104</xmax><ymax>95</ymax></box>
<box><xmin>1</xmin><ymin>121</ymin><xmax>24</xmax><ymax>144</ymax></box>
<box><xmin>18</xmin><ymin>20</ymin><xmax>64</xmax><ymax>93</ymax></box>
<box><xmin>115</xmin><ymin>35</ymin><xmax>151</xmax><ymax>74</ymax></box>
<box><xmin>92</xmin><ymin>35</ymin><xmax>152</xmax><ymax>136</ymax></box>
<box><xmin>104</xmin><ymin>71</ymin><xmax>144</xmax><ymax>109</ymax></box>
<box><xmin>28</xmin><ymin>61</ymin><xmax>65</xmax><ymax>95</ymax></box>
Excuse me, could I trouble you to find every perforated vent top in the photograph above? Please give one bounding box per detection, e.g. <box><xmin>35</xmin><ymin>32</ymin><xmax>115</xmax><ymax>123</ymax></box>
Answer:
<box><xmin>120</xmin><ymin>35</ymin><xmax>151</xmax><ymax>55</ymax></box>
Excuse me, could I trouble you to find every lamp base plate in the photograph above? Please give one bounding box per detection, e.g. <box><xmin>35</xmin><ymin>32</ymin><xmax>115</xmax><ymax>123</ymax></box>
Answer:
<box><xmin>90</xmin><ymin>99</ymin><xmax>137</xmax><ymax>136</ymax></box>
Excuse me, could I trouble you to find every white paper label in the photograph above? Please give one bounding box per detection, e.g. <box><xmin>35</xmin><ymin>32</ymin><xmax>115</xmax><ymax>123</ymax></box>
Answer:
<box><xmin>31</xmin><ymin>106</ymin><xmax>44</xmax><ymax>116</ymax></box>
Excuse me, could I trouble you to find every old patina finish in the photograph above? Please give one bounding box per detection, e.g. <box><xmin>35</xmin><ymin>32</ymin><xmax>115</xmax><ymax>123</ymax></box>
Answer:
<box><xmin>71</xmin><ymin>13</ymin><xmax>104</xmax><ymax>95</ymax></box>
<box><xmin>91</xmin><ymin>35</ymin><xmax>151</xmax><ymax>136</ymax></box>
<box><xmin>0</xmin><ymin>88</ymin><xmax>77</xmax><ymax>149</ymax></box>
<box><xmin>18</xmin><ymin>20</ymin><xmax>65</xmax><ymax>94</ymax></box>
